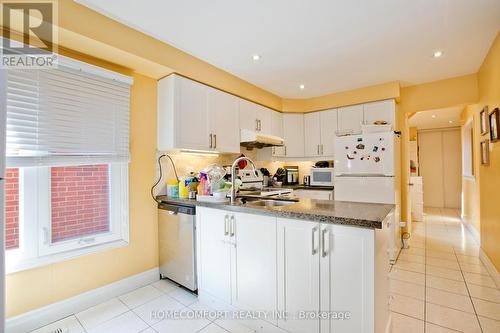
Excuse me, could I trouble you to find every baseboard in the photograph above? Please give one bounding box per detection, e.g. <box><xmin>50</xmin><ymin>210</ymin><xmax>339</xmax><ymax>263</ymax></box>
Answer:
<box><xmin>479</xmin><ymin>249</ymin><xmax>500</xmax><ymax>289</ymax></box>
<box><xmin>460</xmin><ymin>217</ymin><xmax>481</xmax><ymax>244</ymax></box>
<box><xmin>6</xmin><ymin>267</ymin><xmax>159</xmax><ymax>333</ymax></box>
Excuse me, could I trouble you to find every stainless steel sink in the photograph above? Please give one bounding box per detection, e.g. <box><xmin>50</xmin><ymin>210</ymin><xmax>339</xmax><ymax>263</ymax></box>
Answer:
<box><xmin>245</xmin><ymin>199</ymin><xmax>297</xmax><ymax>207</ymax></box>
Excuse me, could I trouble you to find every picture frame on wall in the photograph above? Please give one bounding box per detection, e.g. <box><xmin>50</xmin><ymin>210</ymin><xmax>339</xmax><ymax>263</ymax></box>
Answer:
<box><xmin>489</xmin><ymin>107</ymin><xmax>499</xmax><ymax>142</ymax></box>
<box><xmin>480</xmin><ymin>139</ymin><xmax>490</xmax><ymax>166</ymax></box>
<box><xmin>480</xmin><ymin>106</ymin><xmax>489</xmax><ymax>135</ymax></box>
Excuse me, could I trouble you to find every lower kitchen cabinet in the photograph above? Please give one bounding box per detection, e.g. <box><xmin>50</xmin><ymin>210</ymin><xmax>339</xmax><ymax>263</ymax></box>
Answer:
<box><xmin>277</xmin><ymin>218</ymin><xmax>320</xmax><ymax>333</ymax></box>
<box><xmin>197</xmin><ymin>208</ymin><xmax>277</xmax><ymax>315</ymax></box>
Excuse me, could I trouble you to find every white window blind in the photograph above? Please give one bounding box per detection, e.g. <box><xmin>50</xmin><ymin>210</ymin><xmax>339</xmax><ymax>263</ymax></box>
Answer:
<box><xmin>5</xmin><ymin>58</ymin><xmax>132</xmax><ymax>167</ymax></box>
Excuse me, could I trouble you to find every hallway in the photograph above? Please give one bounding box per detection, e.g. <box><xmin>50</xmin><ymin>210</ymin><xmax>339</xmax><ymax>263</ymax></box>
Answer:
<box><xmin>390</xmin><ymin>208</ymin><xmax>500</xmax><ymax>332</ymax></box>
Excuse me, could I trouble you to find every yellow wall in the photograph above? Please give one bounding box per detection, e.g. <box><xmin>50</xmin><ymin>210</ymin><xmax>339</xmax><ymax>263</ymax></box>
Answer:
<box><xmin>476</xmin><ymin>33</ymin><xmax>500</xmax><ymax>271</ymax></box>
<box><xmin>460</xmin><ymin>105</ymin><xmax>482</xmax><ymax>235</ymax></box>
<box><xmin>5</xmin><ymin>67</ymin><xmax>159</xmax><ymax>316</ymax></box>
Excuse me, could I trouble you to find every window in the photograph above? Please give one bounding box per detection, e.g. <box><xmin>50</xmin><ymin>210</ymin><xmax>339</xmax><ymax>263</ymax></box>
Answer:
<box><xmin>2</xmin><ymin>54</ymin><xmax>133</xmax><ymax>272</ymax></box>
<box><xmin>462</xmin><ymin>120</ymin><xmax>474</xmax><ymax>178</ymax></box>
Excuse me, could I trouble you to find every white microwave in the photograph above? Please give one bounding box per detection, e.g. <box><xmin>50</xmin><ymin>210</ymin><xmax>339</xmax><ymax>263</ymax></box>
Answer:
<box><xmin>310</xmin><ymin>167</ymin><xmax>335</xmax><ymax>187</ymax></box>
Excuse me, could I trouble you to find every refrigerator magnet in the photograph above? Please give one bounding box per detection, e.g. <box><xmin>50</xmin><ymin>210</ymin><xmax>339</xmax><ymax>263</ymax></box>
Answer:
<box><xmin>374</xmin><ymin>157</ymin><xmax>381</xmax><ymax>163</ymax></box>
<box><xmin>356</xmin><ymin>143</ymin><xmax>365</xmax><ymax>149</ymax></box>
<box><xmin>373</xmin><ymin>146</ymin><xmax>379</xmax><ymax>152</ymax></box>
<box><xmin>347</xmin><ymin>154</ymin><xmax>355</xmax><ymax>160</ymax></box>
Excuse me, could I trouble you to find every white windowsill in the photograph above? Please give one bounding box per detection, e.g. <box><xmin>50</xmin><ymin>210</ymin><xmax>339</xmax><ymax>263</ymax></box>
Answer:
<box><xmin>6</xmin><ymin>239</ymin><xmax>129</xmax><ymax>275</ymax></box>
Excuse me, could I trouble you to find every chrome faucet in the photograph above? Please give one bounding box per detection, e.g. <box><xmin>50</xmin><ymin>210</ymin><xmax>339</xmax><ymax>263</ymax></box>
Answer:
<box><xmin>230</xmin><ymin>156</ymin><xmax>257</xmax><ymax>204</ymax></box>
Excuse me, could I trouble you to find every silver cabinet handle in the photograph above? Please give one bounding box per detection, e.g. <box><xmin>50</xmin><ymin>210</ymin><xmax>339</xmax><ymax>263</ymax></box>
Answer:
<box><xmin>284</xmin><ymin>146</ymin><xmax>287</xmax><ymax>156</ymax></box>
<box><xmin>321</xmin><ymin>144</ymin><xmax>324</xmax><ymax>155</ymax></box>
<box><xmin>321</xmin><ymin>228</ymin><xmax>329</xmax><ymax>257</ymax></box>
<box><xmin>209</xmin><ymin>133</ymin><xmax>213</xmax><ymax>148</ymax></box>
<box><xmin>317</xmin><ymin>144</ymin><xmax>320</xmax><ymax>155</ymax></box>
<box><xmin>224</xmin><ymin>215</ymin><xmax>229</xmax><ymax>236</ymax></box>
<box><xmin>255</xmin><ymin>119</ymin><xmax>259</xmax><ymax>131</ymax></box>
<box><xmin>312</xmin><ymin>226</ymin><xmax>318</xmax><ymax>255</ymax></box>
<box><xmin>259</xmin><ymin>120</ymin><xmax>262</xmax><ymax>131</ymax></box>
<box><xmin>214</xmin><ymin>134</ymin><xmax>217</xmax><ymax>149</ymax></box>
<box><xmin>272</xmin><ymin>147</ymin><xmax>275</xmax><ymax>155</ymax></box>
<box><xmin>230</xmin><ymin>215</ymin><xmax>235</xmax><ymax>237</ymax></box>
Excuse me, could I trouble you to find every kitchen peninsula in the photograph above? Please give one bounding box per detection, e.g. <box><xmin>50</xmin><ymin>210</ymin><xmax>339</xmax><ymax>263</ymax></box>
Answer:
<box><xmin>157</xmin><ymin>195</ymin><xmax>394</xmax><ymax>333</ymax></box>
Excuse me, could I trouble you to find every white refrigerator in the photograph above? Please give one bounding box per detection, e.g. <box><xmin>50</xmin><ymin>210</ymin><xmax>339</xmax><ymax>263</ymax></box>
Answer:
<box><xmin>334</xmin><ymin>131</ymin><xmax>401</xmax><ymax>262</ymax></box>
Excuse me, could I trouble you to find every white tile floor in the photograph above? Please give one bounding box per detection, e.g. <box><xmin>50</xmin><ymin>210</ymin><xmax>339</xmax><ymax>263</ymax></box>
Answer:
<box><xmin>390</xmin><ymin>207</ymin><xmax>500</xmax><ymax>333</ymax></box>
<box><xmin>31</xmin><ymin>207</ymin><xmax>500</xmax><ymax>333</ymax></box>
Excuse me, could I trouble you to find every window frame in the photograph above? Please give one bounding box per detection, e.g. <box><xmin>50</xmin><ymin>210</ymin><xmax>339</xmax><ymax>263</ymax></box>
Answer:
<box><xmin>5</xmin><ymin>163</ymin><xmax>129</xmax><ymax>274</ymax></box>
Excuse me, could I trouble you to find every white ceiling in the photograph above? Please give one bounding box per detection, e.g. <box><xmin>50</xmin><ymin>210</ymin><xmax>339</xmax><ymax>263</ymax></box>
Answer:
<box><xmin>409</xmin><ymin>106</ymin><xmax>463</xmax><ymax>130</ymax></box>
<box><xmin>77</xmin><ymin>0</ymin><xmax>500</xmax><ymax>98</ymax></box>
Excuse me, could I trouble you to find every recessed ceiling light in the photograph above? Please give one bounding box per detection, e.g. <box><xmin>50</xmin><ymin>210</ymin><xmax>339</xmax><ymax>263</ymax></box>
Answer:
<box><xmin>432</xmin><ymin>114</ymin><xmax>437</xmax><ymax>118</ymax></box>
<box><xmin>433</xmin><ymin>51</ymin><xmax>443</xmax><ymax>58</ymax></box>
<box><xmin>299</xmin><ymin>84</ymin><xmax>305</xmax><ymax>90</ymax></box>
<box><xmin>252</xmin><ymin>54</ymin><xmax>261</xmax><ymax>61</ymax></box>
<box><xmin>449</xmin><ymin>120</ymin><xmax>453</xmax><ymax>124</ymax></box>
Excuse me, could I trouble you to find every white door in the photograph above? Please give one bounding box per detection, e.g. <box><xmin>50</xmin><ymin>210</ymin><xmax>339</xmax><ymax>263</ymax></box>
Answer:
<box><xmin>337</xmin><ymin>104</ymin><xmax>363</xmax><ymax>134</ymax></box>
<box><xmin>256</xmin><ymin>105</ymin><xmax>272</xmax><ymax>134</ymax></box>
<box><xmin>418</xmin><ymin>129</ymin><xmax>461</xmax><ymax>208</ymax></box>
<box><xmin>319</xmin><ymin>109</ymin><xmax>337</xmax><ymax>157</ymax></box>
<box><xmin>231</xmin><ymin>212</ymin><xmax>277</xmax><ymax>319</ymax></box>
<box><xmin>198</xmin><ymin>208</ymin><xmax>232</xmax><ymax>303</ymax></box>
<box><xmin>277</xmin><ymin>218</ymin><xmax>320</xmax><ymax>333</ymax></box>
<box><xmin>176</xmin><ymin>76</ymin><xmax>210</xmax><ymax>150</ymax></box>
<box><xmin>304</xmin><ymin>112</ymin><xmax>321</xmax><ymax>157</ymax></box>
<box><xmin>239</xmin><ymin>99</ymin><xmax>258</xmax><ymax>132</ymax></box>
<box><xmin>283</xmin><ymin>114</ymin><xmax>305</xmax><ymax>157</ymax></box>
<box><xmin>363</xmin><ymin>100</ymin><xmax>395</xmax><ymax>125</ymax></box>
<box><xmin>320</xmin><ymin>224</ymin><xmax>374</xmax><ymax>333</ymax></box>
<box><xmin>208</xmin><ymin>88</ymin><xmax>240</xmax><ymax>153</ymax></box>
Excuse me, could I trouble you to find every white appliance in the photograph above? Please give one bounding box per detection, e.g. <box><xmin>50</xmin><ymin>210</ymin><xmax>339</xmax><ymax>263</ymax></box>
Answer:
<box><xmin>238</xmin><ymin>169</ymin><xmax>264</xmax><ymax>189</ymax></box>
<box><xmin>334</xmin><ymin>131</ymin><xmax>401</xmax><ymax>262</ymax></box>
<box><xmin>310</xmin><ymin>167</ymin><xmax>335</xmax><ymax>187</ymax></box>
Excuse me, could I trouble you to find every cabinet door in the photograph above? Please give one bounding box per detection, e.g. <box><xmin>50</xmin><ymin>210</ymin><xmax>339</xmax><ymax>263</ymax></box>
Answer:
<box><xmin>256</xmin><ymin>105</ymin><xmax>273</xmax><ymax>134</ymax></box>
<box><xmin>304</xmin><ymin>112</ymin><xmax>321</xmax><ymax>157</ymax></box>
<box><xmin>176</xmin><ymin>76</ymin><xmax>210</xmax><ymax>150</ymax></box>
<box><xmin>208</xmin><ymin>88</ymin><xmax>240</xmax><ymax>153</ymax></box>
<box><xmin>239</xmin><ymin>99</ymin><xmax>258</xmax><ymax>131</ymax></box>
<box><xmin>337</xmin><ymin>104</ymin><xmax>363</xmax><ymax>135</ymax></box>
<box><xmin>277</xmin><ymin>218</ymin><xmax>320</xmax><ymax>333</ymax></box>
<box><xmin>363</xmin><ymin>100</ymin><xmax>395</xmax><ymax>125</ymax></box>
<box><xmin>293</xmin><ymin>189</ymin><xmax>333</xmax><ymax>200</ymax></box>
<box><xmin>198</xmin><ymin>208</ymin><xmax>232</xmax><ymax>304</ymax></box>
<box><xmin>270</xmin><ymin>110</ymin><xmax>284</xmax><ymax>138</ymax></box>
<box><xmin>319</xmin><ymin>224</ymin><xmax>374</xmax><ymax>333</ymax></box>
<box><xmin>283</xmin><ymin>114</ymin><xmax>305</xmax><ymax>157</ymax></box>
<box><xmin>319</xmin><ymin>109</ymin><xmax>337</xmax><ymax>157</ymax></box>
<box><xmin>231</xmin><ymin>212</ymin><xmax>277</xmax><ymax>318</ymax></box>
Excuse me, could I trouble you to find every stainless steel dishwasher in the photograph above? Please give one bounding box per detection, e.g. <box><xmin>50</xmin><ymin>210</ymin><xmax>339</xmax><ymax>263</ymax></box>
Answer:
<box><xmin>158</xmin><ymin>202</ymin><xmax>197</xmax><ymax>292</ymax></box>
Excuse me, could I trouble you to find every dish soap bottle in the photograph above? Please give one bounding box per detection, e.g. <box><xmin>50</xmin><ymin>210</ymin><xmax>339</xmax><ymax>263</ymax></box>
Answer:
<box><xmin>178</xmin><ymin>177</ymin><xmax>189</xmax><ymax>199</ymax></box>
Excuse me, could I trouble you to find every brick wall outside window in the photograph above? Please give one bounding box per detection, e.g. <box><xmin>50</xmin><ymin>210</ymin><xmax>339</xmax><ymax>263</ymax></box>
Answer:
<box><xmin>5</xmin><ymin>168</ymin><xmax>19</xmax><ymax>250</ymax></box>
<box><xmin>51</xmin><ymin>164</ymin><xmax>110</xmax><ymax>242</ymax></box>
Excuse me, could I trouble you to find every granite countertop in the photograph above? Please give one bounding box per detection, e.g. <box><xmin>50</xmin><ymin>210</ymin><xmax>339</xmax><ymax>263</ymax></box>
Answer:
<box><xmin>156</xmin><ymin>195</ymin><xmax>393</xmax><ymax>229</ymax></box>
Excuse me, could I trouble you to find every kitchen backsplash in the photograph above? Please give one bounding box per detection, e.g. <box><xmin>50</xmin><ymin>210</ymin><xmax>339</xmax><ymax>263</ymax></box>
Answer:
<box><xmin>155</xmin><ymin>148</ymin><xmax>318</xmax><ymax>194</ymax></box>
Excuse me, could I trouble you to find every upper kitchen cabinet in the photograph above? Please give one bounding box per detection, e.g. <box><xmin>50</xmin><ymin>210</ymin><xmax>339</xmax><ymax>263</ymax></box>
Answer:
<box><xmin>157</xmin><ymin>74</ymin><xmax>240</xmax><ymax>153</ymax></box>
<box><xmin>282</xmin><ymin>113</ymin><xmax>305</xmax><ymax>157</ymax></box>
<box><xmin>304</xmin><ymin>109</ymin><xmax>337</xmax><ymax>157</ymax></box>
<box><xmin>363</xmin><ymin>99</ymin><xmax>396</xmax><ymax>126</ymax></box>
<box><xmin>239</xmin><ymin>99</ymin><xmax>273</xmax><ymax>135</ymax></box>
<box><xmin>270</xmin><ymin>110</ymin><xmax>284</xmax><ymax>138</ymax></box>
<box><xmin>337</xmin><ymin>104</ymin><xmax>363</xmax><ymax>135</ymax></box>
<box><xmin>207</xmin><ymin>87</ymin><xmax>240</xmax><ymax>153</ymax></box>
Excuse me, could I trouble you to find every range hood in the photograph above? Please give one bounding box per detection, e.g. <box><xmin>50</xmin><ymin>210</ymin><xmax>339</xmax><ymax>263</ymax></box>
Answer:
<box><xmin>240</xmin><ymin>129</ymin><xmax>284</xmax><ymax>149</ymax></box>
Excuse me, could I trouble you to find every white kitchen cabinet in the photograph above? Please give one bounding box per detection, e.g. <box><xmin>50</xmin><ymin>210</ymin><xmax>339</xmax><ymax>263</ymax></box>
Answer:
<box><xmin>304</xmin><ymin>109</ymin><xmax>338</xmax><ymax>157</ymax></box>
<box><xmin>293</xmin><ymin>189</ymin><xmax>333</xmax><ymax>200</ymax></box>
<box><xmin>282</xmin><ymin>113</ymin><xmax>305</xmax><ymax>157</ymax></box>
<box><xmin>304</xmin><ymin>112</ymin><xmax>322</xmax><ymax>157</ymax></box>
<box><xmin>197</xmin><ymin>208</ymin><xmax>232</xmax><ymax>304</ymax></box>
<box><xmin>197</xmin><ymin>207</ymin><xmax>277</xmax><ymax>315</ymax></box>
<box><xmin>337</xmin><ymin>104</ymin><xmax>363</xmax><ymax>135</ymax></box>
<box><xmin>270</xmin><ymin>110</ymin><xmax>284</xmax><ymax>138</ymax></box>
<box><xmin>319</xmin><ymin>224</ymin><xmax>374</xmax><ymax>333</ymax></box>
<box><xmin>239</xmin><ymin>99</ymin><xmax>273</xmax><ymax>134</ymax></box>
<box><xmin>277</xmin><ymin>218</ymin><xmax>320</xmax><ymax>333</ymax></box>
<box><xmin>231</xmin><ymin>212</ymin><xmax>277</xmax><ymax>316</ymax></box>
<box><xmin>157</xmin><ymin>74</ymin><xmax>240</xmax><ymax>153</ymax></box>
<box><xmin>207</xmin><ymin>87</ymin><xmax>240</xmax><ymax>153</ymax></box>
<box><xmin>363</xmin><ymin>99</ymin><xmax>395</xmax><ymax>126</ymax></box>
<box><xmin>158</xmin><ymin>74</ymin><xmax>209</xmax><ymax>151</ymax></box>
<box><xmin>319</xmin><ymin>109</ymin><xmax>337</xmax><ymax>156</ymax></box>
